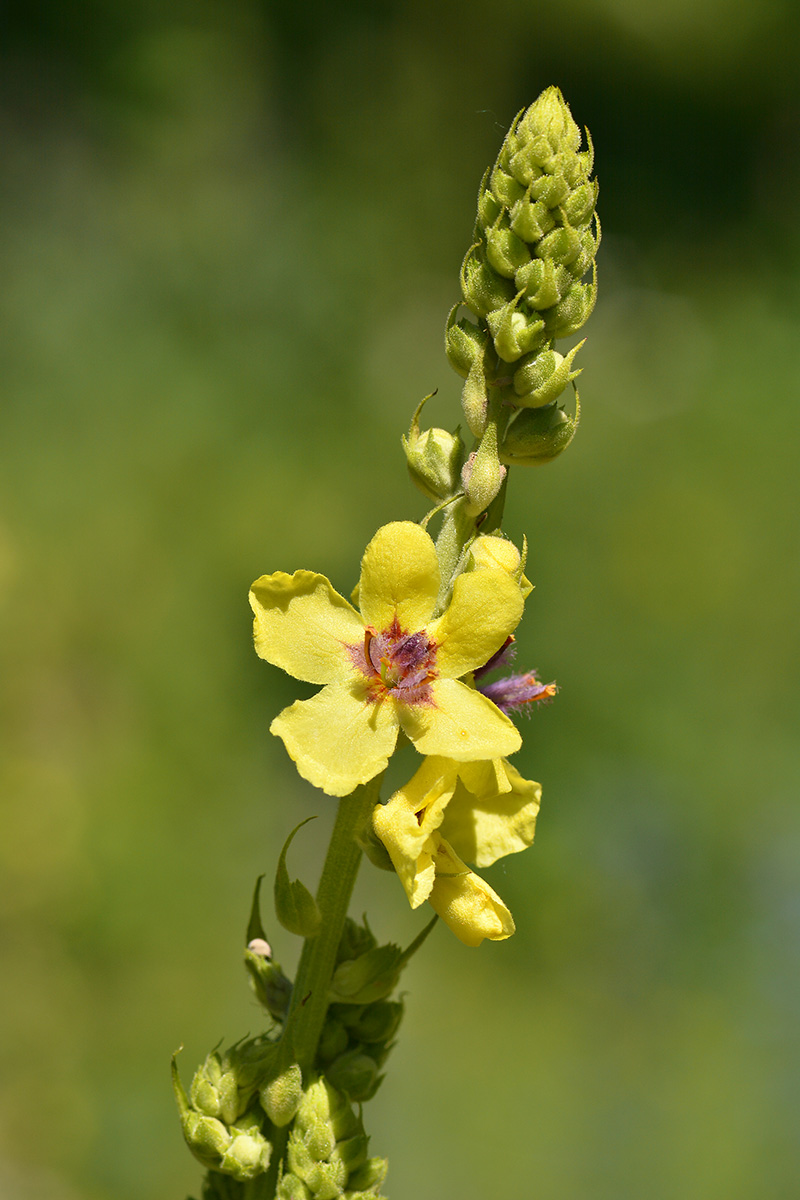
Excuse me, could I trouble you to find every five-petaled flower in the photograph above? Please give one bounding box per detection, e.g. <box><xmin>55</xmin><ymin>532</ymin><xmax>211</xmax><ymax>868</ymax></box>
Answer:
<box><xmin>249</xmin><ymin>522</ymin><xmax>525</xmax><ymax>797</ymax></box>
<box><xmin>373</xmin><ymin>755</ymin><xmax>541</xmax><ymax>946</ymax></box>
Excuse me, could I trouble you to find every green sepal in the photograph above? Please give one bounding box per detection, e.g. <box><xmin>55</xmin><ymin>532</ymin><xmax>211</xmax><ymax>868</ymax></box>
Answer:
<box><xmin>329</xmin><ymin>914</ymin><xmax>437</xmax><ymax>1004</ymax></box>
<box><xmin>275</xmin><ymin>818</ymin><xmax>322</xmax><ymax>939</ymax></box>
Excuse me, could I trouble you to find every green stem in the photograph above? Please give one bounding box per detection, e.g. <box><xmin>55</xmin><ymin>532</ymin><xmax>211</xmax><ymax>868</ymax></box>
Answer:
<box><xmin>259</xmin><ymin>776</ymin><xmax>382</xmax><ymax>1198</ymax></box>
<box><xmin>285</xmin><ymin>773</ymin><xmax>384</xmax><ymax>1071</ymax></box>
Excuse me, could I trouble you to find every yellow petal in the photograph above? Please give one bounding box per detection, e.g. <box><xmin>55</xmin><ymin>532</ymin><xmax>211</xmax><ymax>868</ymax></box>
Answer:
<box><xmin>357</xmin><ymin>522</ymin><xmax>440</xmax><ymax>633</ymax></box>
<box><xmin>373</xmin><ymin>794</ymin><xmax>437</xmax><ymax>907</ymax></box>
<box><xmin>428</xmin><ymin>569</ymin><xmax>524</xmax><ymax>678</ymax></box>
<box><xmin>270</xmin><ymin>683</ymin><xmax>398</xmax><ymax>797</ymax></box>
<box><xmin>399</xmin><ymin>678</ymin><xmax>522</xmax><ymax>761</ymax></box>
<box><xmin>250</xmin><ymin>571</ymin><xmax>363</xmax><ymax>685</ymax></box>
<box><xmin>427</xmin><ymin>836</ymin><xmax>515</xmax><ymax>946</ymax></box>
<box><xmin>441</xmin><ymin>762</ymin><xmax>541</xmax><ymax>868</ymax></box>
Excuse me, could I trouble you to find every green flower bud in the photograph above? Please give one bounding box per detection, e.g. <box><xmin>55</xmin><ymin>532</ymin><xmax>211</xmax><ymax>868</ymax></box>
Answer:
<box><xmin>486</xmin><ymin>295</ymin><xmax>546</xmax><ymax>363</ymax></box>
<box><xmin>349</xmin><ymin>999</ymin><xmax>403</xmax><ymax>1044</ymax></box>
<box><xmin>513</xmin><ymin>340</ymin><xmax>584</xmax><ymax>408</ymax></box>
<box><xmin>460</xmin><ymin>244</ymin><xmax>515</xmax><ymax>318</ymax></box>
<box><xmin>244</xmin><ymin>943</ymin><xmax>293</xmax><ymax>1022</ymax></box>
<box><xmin>260</xmin><ymin>1062</ymin><xmax>303</xmax><ymax>1127</ymax></box>
<box><xmin>509</xmin><ymin>194</ymin><xmax>556</xmax><ymax>243</ymax></box>
<box><xmin>514</xmin><ymin>256</ymin><xmax>570</xmax><ymax>311</ymax></box>
<box><xmin>219</xmin><ymin>1113</ymin><xmax>272</xmax><ymax>1182</ymax></box>
<box><xmin>303</xmin><ymin>1118</ymin><xmax>337</xmax><ymax>1163</ymax></box>
<box><xmin>402</xmin><ymin>396</ymin><xmax>465</xmax><ymax>503</ymax></box>
<box><xmin>317</xmin><ymin>1015</ymin><xmax>350</xmax><ymax>1064</ymax></box>
<box><xmin>444</xmin><ymin>307</ymin><xmax>491</xmax><ymax>379</ymax></box>
<box><xmin>191</xmin><ymin>1053</ymin><xmax>241</xmax><ymax>1126</ymax></box>
<box><xmin>296</xmin><ymin>1076</ymin><xmax>335</xmax><ymax>1129</ymax></box>
<box><xmin>500</xmin><ymin>399</ymin><xmax>579</xmax><ymax>465</ymax></box>
<box><xmin>477</xmin><ymin>186</ymin><xmax>502</xmax><ymax>228</ymax></box>
<box><xmin>461</xmin><ymin>352</ymin><xmax>490</xmax><ymax>438</ymax></box>
<box><xmin>542</xmin><ymin>274</ymin><xmax>596</xmax><ymax>340</ymax></box>
<box><xmin>277</xmin><ymin>1173</ymin><xmax>312</xmax><ymax>1200</ymax></box>
<box><xmin>461</xmin><ymin>445</ymin><xmax>507</xmax><ymax>519</ymax></box>
<box><xmin>337</xmin><ymin>1132</ymin><xmax>369</xmax><ymax>1174</ymax></box>
<box><xmin>536</xmin><ymin>223</ymin><xmax>583</xmax><ymax>267</ymax></box>
<box><xmin>173</xmin><ymin>1053</ymin><xmax>233</xmax><ymax>1171</ymax></box>
<box><xmin>326</xmin><ymin>1049</ymin><xmax>379</xmax><ymax>1102</ymax></box>
<box><xmin>347</xmin><ymin>1156</ymin><xmax>389</xmax><ymax>1194</ymax></box>
<box><xmin>562</xmin><ymin>179</ymin><xmax>599</xmax><ymax>227</ymax></box>
<box><xmin>485</xmin><ymin>218</ymin><xmax>531</xmax><ymax>279</ymax></box>
<box><xmin>303</xmin><ymin>1155</ymin><xmax>348</xmax><ymax>1200</ymax></box>
<box><xmin>489</xmin><ymin>163</ymin><xmax>526</xmax><ymax>208</ymax></box>
<box><xmin>336</xmin><ymin>917</ymin><xmax>377</xmax><ymax>964</ymax></box>
<box><xmin>183</xmin><ymin>1111</ymin><xmax>233</xmax><ymax>1171</ymax></box>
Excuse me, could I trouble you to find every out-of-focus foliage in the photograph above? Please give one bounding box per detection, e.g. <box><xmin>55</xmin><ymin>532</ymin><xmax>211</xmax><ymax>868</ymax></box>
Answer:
<box><xmin>1</xmin><ymin>1</ymin><xmax>799</xmax><ymax>1197</ymax></box>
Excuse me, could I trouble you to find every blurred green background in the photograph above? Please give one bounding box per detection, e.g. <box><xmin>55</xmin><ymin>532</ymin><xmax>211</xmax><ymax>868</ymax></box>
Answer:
<box><xmin>2</xmin><ymin>1</ymin><xmax>799</xmax><ymax>1197</ymax></box>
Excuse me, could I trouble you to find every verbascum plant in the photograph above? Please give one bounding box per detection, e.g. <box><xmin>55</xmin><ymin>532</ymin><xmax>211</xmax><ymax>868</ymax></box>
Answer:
<box><xmin>175</xmin><ymin>85</ymin><xmax>599</xmax><ymax>1198</ymax></box>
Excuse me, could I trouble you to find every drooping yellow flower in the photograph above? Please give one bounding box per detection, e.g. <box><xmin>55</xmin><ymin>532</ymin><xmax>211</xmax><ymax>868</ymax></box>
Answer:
<box><xmin>372</xmin><ymin>755</ymin><xmax>541</xmax><ymax>946</ymax></box>
<box><xmin>249</xmin><ymin>522</ymin><xmax>525</xmax><ymax>798</ymax></box>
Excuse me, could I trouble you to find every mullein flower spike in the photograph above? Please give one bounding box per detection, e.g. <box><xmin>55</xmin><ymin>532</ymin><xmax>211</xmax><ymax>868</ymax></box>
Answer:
<box><xmin>447</xmin><ymin>85</ymin><xmax>598</xmax><ymax>466</ymax></box>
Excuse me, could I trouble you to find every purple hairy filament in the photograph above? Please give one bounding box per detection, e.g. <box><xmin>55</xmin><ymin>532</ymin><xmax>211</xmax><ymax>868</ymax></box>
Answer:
<box><xmin>349</xmin><ymin>616</ymin><xmax>438</xmax><ymax>705</ymax></box>
<box><xmin>478</xmin><ymin>671</ymin><xmax>557</xmax><ymax>715</ymax></box>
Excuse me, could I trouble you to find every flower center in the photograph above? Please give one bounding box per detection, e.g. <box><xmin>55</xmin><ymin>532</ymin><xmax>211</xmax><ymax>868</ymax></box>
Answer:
<box><xmin>353</xmin><ymin>616</ymin><xmax>437</xmax><ymax>704</ymax></box>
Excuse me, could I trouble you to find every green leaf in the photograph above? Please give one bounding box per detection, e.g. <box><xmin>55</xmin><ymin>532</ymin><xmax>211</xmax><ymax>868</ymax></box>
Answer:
<box><xmin>274</xmin><ymin>818</ymin><xmax>322</xmax><ymax>939</ymax></box>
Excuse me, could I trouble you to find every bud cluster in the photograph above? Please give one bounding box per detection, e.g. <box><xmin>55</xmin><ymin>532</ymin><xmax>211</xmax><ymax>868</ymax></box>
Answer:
<box><xmin>446</xmin><ymin>85</ymin><xmax>599</xmax><ymax>467</ymax></box>
<box><xmin>173</xmin><ymin>1040</ymin><xmax>276</xmax><ymax>1184</ymax></box>
<box><xmin>278</xmin><ymin>1076</ymin><xmax>388</xmax><ymax>1199</ymax></box>
<box><xmin>316</xmin><ymin>918</ymin><xmax>404</xmax><ymax>1103</ymax></box>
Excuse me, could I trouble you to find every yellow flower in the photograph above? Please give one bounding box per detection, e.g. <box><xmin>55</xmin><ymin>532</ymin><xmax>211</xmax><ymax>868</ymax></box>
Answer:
<box><xmin>249</xmin><ymin>522</ymin><xmax>525</xmax><ymax>798</ymax></box>
<box><xmin>373</xmin><ymin>755</ymin><xmax>541</xmax><ymax>946</ymax></box>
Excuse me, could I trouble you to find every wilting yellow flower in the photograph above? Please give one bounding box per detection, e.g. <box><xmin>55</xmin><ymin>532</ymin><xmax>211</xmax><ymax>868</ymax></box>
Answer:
<box><xmin>249</xmin><ymin>522</ymin><xmax>525</xmax><ymax>797</ymax></box>
<box><xmin>373</xmin><ymin>755</ymin><xmax>541</xmax><ymax>946</ymax></box>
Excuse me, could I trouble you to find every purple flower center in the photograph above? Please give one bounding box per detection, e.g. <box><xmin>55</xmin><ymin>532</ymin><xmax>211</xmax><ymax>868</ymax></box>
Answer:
<box><xmin>349</xmin><ymin>616</ymin><xmax>437</xmax><ymax>705</ymax></box>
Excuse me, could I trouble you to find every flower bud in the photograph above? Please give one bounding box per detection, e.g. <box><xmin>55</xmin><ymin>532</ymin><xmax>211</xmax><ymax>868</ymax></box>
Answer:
<box><xmin>542</xmin><ymin>277</ymin><xmax>596</xmax><ymax>339</ymax></box>
<box><xmin>444</xmin><ymin>308</ymin><xmax>491</xmax><ymax>379</ymax></box>
<box><xmin>513</xmin><ymin>341</ymin><xmax>584</xmax><ymax>408</ymax></box>
<box><xmin>485</xmin><ymin>219</ymin><xmax>531</xmax><ymax>279</ymax></box>
<box><xmin>317</xmin><ymin>1015</ymin><xmax>349</xmax><ymax>1064</ymax></box>
<box><xmin>461</xmin><ymin>353</ymin><xmax>490</xmax><ymax>438</ymax></box>
<box><xmin>349</xmin><ymin>999</ymin><xmax>404</xmax><ymax>1044</ymax></box>
<box><xmin>347</xmin><ymin>1156</ymin><xmax>389</xmax><ymax>1193</ymax></box>
<box><xmin>486</xmin><ymin>295</ymin><xmax>545</xmax><ymax>363</ymax></box>
<box><xmin>460</xmin><ymin>244</ymin><xmax>515</xmax><ymax>318</ymax></box>
<box><xmin>509</xmin><ymin>194</ymin><xmax>556</xmax><ymax>243</ymax></box>
<box><xmin>467</xmin><ymin>534</ymin><xmax>532</xmax><ymax>599</ymax></box>
<box><xmin>514</xmin><ymin>257</ymin><xmax>570</xmax><ymax>311</ymax></box>
<box><xmin>461</xmin><ymin>445</ymin><xmax>507</xmax><ymax>519</ymax></box>
<box><xmin>190</xmin><ymin>1052</ymin><xmax>241</xmax><ymax>1126</ymax></box>
<box><xmin>277</xmin><ymin>1172</ymin><xmax>311</xmax><ymax>1200</ymax></box>
<box><xmin>326</xmin><ymin>1049</ymin><xmax>380</xmax><ymax>1101</ymax></box>
<box><xmin>500</xmin><ymin>400</ymin><xmax>579</xmax><ymax>465</ymax></box>
<box><xmin>336</xmin><ymin>917</ymin><xmax>377</xmax><ymax>963</ymax></box>
<box><xmin>259</xmin><ymin>1062</ymin><xmax>303</xmax><ymax>1127</ymax></box>
<box><xmin>402</xmin><ymin>400</ymin><xmax>465</xmax><ymax>504</ymax></box>
<box><xmin>244</xmin><ymin>944</ymin><xmax>293</xmax><ymax>1022</ymax></box>
<box><xmin>219</xmin><ymin>1113</ymin><xmax>272</xmax><ymax>1181</ymax></box>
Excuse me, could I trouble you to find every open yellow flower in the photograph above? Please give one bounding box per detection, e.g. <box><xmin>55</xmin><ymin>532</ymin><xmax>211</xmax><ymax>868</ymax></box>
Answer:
<box><xmin>249</xmin><ymin>522</ymin><xmax>525</xmax><ymax>797</ymax></box>
<box><xmin>373</xmin><ymin>755</ymin><xmax>541</xmax><ymax>946</ymax></box>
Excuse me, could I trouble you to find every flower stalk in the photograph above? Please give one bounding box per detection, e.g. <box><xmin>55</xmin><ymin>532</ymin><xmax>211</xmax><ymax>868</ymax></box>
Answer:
<box><xmin>176</xmin><ymin>84</ymin><xmax>599</xmax><ymax>1199</ymax></box>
